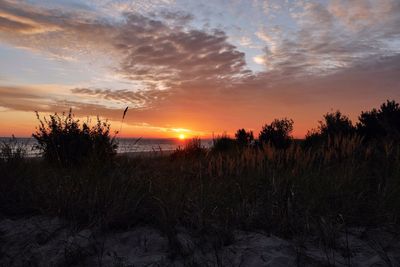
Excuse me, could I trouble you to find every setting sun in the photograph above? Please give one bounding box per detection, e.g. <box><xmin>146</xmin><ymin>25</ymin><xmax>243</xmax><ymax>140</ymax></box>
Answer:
<box><xmin>1</xmin><ymin>1</ymin><xmax>400</xmax><ymax>265</ymax></box>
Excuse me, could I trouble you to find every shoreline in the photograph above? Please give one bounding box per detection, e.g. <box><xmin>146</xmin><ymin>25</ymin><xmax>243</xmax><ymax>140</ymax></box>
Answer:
<box><xmin>20</xmin><ymin>149</ymin><xmax>176</xmax><ymax>159</ymax></box>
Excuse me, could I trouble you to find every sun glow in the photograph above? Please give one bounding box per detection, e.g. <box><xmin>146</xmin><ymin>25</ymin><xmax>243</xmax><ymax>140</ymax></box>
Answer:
<box><xmin>178</xmin><ymin>133</ymin><xmax>186</xmax><ymax>140</ymax></box>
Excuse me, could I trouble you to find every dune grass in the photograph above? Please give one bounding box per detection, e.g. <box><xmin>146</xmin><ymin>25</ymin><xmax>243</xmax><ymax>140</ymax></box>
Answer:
<box><xmin>1</xmin><ymin>135</ymin><xmax>400</xmax><ymax>248</ymax></box>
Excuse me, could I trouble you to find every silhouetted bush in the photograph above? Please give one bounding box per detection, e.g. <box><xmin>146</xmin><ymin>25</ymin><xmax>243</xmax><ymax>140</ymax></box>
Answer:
<box><xmin>357</xmin><ymin>100</ymin><xmax>400</xmax><ymax>141</ymax></box>
<box><xmin>305</xmin><ymin>111</ymin><xmax>355</xmax><ymax>147</ymax></box>
<box><xmin>33</xmin><ymin>109</ymin><xmax>117</xmax><ymax>167</ymax></box>
<box><xmin>212</xmin><ymin>134</ymin><xmax>237</xmax><ymax>153</ymax></box>
<box><xmin>171</xmin><ymin>137</ymin><xmax>206</xmax><ymax>158</ymax></box>
<box><xmin>259</xmin><ymin>118</ymin><xmax>293</xmax><ymax>149</ymax></box>
<box><xmin>235</xmin><ymin>128</ymin><xmax>254</xmax><ymax>147</ymax></box>
<box><xmin>321</xmin><ymin>111</ymin><xmax>355</xmax><ymax>136</ymax></box>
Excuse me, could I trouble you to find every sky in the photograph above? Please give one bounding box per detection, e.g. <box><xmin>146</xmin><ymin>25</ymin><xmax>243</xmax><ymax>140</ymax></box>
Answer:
<box><xmin>0</xmin><ymin>0</ymin><xmax>399</xmax><ymax>138</ymax></box>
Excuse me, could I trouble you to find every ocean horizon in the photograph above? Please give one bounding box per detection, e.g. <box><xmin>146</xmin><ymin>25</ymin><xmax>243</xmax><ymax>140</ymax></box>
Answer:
<box><xmin>0</xmin><ymin>137</ymin><xmax>214</xmax><ymax>157</ymax></box>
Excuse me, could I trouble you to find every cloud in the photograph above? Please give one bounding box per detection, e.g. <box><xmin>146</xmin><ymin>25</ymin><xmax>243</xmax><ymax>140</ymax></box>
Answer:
<box><xmin>3</xmin><ymin>0</ymin><xmax>397</xmax><ymax>89</ymax></box>
<box><xmin>0</xmin><ymin>85</ymin><xmax>42</xmax><ymax>101</ymax></box>
<box><xmin>261</xmin><ymin>0</ymin><xmax>283</xmax><ymax>16</ymax></box>
<box><xmin>115</xmin><ymin>24</ymin><xmax>248</xmax><ymax>87</ymax></box>
<box><xmin>328</xmin><ymin>0</ymin><xmax>400</xmax><ymax>33</ymax></box>
<box><xmin>0</xmin><ymin>1</ymin><xmax>251</xmax><ymax>95</ymax></box>
<box><xmin>238</xmin><ymin>36</ymin><xmax>252</xmax><ymax>47</ymax></box>
<box><xmin>157</xmin><ymin>10</ymin><xmax>194</xmax><ymax>24</ymax></box>
<box><xmin>0</xmin><ymin>85</ymin><xmax>59</xmax><ymax>112</ymax></box>
<box><xmin>0</xmin><ymin>7</ymin><xmax>60</xmax><ymax>34</ymax></box>
<box><xmin>0</xmin><ymin>0</ymin><xmax>399</xmax><ymax>136</ymax></box>
<box><xmin>0</xmin><ymin>15</ymin><xmax>38</xmax><ymax>33</ymax></box>
<box><xmin>252</xmin><ymin>0</ymin><xmax>400</xmax><ymax>81</ymax></box>
<box><xmin>71</xmin><ymin>87</ymin><xmax>170</xmax><ymax>108</ymax></box>
<box><xmin>1</xmin><ymin>53</ymin><xmax>399</xmax><ymax>136</ymax></box>
<box><xmin>101</xmin><ymin>0</ymin><xmax>176</xmax><ymax>15</ymax></box>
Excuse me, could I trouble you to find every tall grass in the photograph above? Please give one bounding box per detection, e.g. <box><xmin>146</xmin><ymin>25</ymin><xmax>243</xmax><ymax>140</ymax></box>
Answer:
<box><xmin>1</xmin><ymin>135</ymin><xmax>399</xmax><ymax>243</ymax></box>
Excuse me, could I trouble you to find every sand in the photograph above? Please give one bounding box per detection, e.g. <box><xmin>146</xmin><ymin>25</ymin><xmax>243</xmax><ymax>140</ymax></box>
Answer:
<box><xmin>1</xmin><ymin>216</ymin><xmax>399</xmax><ymax>266</ymax></box>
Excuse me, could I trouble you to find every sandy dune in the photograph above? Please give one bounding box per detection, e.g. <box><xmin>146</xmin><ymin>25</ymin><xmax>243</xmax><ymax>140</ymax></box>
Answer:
<box><xmin>1</xmin><ymin>216</ymin><xmax>399</xmax><ymax>266</ymax></box>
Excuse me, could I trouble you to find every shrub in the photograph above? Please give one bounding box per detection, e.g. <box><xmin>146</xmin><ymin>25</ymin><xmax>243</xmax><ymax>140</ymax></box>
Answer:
<box><xmin>305</xmin><ymin>111</ymin><xmax>355</xmax><ymax>147</ymax></box>
<box><xmin>321</xmin><ymin>111</ymin><xmax>355</xmax><ymax>136</ymax></box>
<box><xmin>1</xmin><ymin>106</ymin><xmax>400</xmax><ymax>247</ymax></box>
<box><xmin>357</xmin><ymin>100</ymin><xmax>400</xmax><ymax>141</ymax></box>
<box><xmin>171</xmin><ymin>137</ymin><xmax>206</xmax><ymax>158</ymax></box>
<box><xmin>212</xmin><ymin>134</ymin><xmax>237</xmax><ymax>153</ymax></box>
<box><xmin>33</xmin><ymin>109</ymin><xmax>117</xmax><ymax>167</ymax></box>
<box><xmin>259</xmin><ymin>118</ymin><xmax>293</xmax><ymax>149</ymax></box>
<box><xmin>235</xmin><ymin>128</ymin><xmax>254</xmax><ymax>147</ymax></box>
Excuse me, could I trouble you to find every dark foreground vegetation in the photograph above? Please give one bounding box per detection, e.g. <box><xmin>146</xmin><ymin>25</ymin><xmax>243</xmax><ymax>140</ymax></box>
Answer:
<box><xmin>1</xmin><ymin>101</ymin><xmax>400</xmax><ymax>259</ymax></box>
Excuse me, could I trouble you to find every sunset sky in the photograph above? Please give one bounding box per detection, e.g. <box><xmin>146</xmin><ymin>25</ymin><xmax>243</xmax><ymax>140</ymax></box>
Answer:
<box><xmin>0</xmin><ymin>0</ymin><xmax>399</xmax><ymax>138</ymax></box>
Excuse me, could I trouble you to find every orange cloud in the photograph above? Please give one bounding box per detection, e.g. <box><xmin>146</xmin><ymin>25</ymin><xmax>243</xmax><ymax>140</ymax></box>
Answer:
<box><xmin>0</xmin><ymin>1</ymin><xmax>399</xmax><ymax>138</ymax></box>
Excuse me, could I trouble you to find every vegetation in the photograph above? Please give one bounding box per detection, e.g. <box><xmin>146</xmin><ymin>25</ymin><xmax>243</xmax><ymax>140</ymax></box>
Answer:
<box><xmin>235</xmin><ymin>128</ymin><xmax>254</xmax><ymax>147</ymax></box>
<box><xmin>357</xmin><ymin>100</ymin><xmax>400</xmax><ymax>141</ymax></box>
<box><xmin>1</xmin><ymin>100</ymin><xmax>400</xmax><ymax>255</ymax></box>
<box><xmin>259</xmin><ymin>118</ymin><xmax>294</xmax><ymax>149</ymax></box>
<box><xmin>33</xmin><ymin>109</ymin><xmax>117</xmax><ymax>167</ymax></box>
<box><xmin>211</xmin><ymin>133</ymin><xmax>237</xmax><ymax>153</ymax></box>
<box><xmin>304</xmin><ymin>111</ymin><xmax>355</xmax><ymax>147</ymax></box>
<box><xmin>171</xmin><ymin>137</ymin><xmax>206</xmax><ymax>158</ymax></box>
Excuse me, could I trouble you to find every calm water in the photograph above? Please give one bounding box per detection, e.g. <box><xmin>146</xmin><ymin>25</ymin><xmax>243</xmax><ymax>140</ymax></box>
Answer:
<box><xmin>0</xmin><ymin>137</ymin><xmax>213</xmax><ymax>157</ymax></box>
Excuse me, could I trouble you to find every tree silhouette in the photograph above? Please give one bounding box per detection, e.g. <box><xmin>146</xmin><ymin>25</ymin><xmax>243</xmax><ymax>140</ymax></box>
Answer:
<box><xmin>259</xmin><ymin>118</ymin><xmax>293</xmax><ymax>149</ymax></box>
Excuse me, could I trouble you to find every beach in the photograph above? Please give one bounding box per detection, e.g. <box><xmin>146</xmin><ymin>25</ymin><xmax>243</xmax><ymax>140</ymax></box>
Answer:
<box><xmin>1</xmin><ymin>215</ymin><xmax>399</xmax><ymax>266</ymax></box>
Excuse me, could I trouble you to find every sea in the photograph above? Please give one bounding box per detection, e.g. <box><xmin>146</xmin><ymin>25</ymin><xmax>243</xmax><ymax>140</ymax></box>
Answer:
<box><xmin>0</xmin><ymin>137</ymin><xmax>213</xmax><ymax>157</ymax></box>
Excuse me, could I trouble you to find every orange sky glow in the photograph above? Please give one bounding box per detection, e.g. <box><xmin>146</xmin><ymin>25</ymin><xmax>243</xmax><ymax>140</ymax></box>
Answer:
<box><xmin>0</xmin><ymin>0</ymin><xmax>399</xmax><ymax>139</ymax></box>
